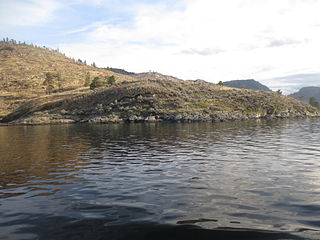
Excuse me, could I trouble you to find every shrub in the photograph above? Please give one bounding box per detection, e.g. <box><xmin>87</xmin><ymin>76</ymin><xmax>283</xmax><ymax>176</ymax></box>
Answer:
<box><xmin>107</xmin><ymin>75</ymin><xmax>116</xmax><ymax>85</ymax></box>
<box><xmin>90</xmin><ymin>76</ymin><xmax>107</xmax><ymax>89</ymax></box>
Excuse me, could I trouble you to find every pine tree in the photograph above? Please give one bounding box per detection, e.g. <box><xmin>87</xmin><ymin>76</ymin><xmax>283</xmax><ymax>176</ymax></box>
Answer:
<box><xmin>56</xmin><ymin>73</ymin><xmax>62</xmax><ymax>89</ymax></box>
<box><xmin>84</xmin><ymin>72</ymin><xmax>91</xmax><ymax>87</ymax></box>
<box><xmin>43</xmin><ymin>73</ymin><xmax>55</xmax><ymax>94</ymax></box>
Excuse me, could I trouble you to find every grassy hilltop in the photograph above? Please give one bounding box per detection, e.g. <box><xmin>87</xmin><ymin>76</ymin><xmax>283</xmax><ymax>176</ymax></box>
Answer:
<box><xmin>0</xmin><ymin>40</ymin><xmax>319</xmax><ymax>124</ymax></box>
<box><xmin>0</xmin><ymin>40</ymin><xmax>135</xmax><ymax>118</ymax></box>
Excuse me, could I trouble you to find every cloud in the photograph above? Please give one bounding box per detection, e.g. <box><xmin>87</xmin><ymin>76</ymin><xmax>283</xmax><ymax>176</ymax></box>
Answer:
<box><xmin>181</xmin><ymin>48</ymin><xmax>225</xmax><ymax>56</ymax></box>
<box><xmin>267</xmin><ymin>38</ymin><xmax>310</xmax><ymax>48</ymax></box>
<box><xmin>53</xmin><ymin>0</ymin><xmax>320</xmax><ymax>92</ymax></box>
<box><xmin>0</xmin><ymin>0</ymin><xmax>61</xmax><ymax>27</ymax></box>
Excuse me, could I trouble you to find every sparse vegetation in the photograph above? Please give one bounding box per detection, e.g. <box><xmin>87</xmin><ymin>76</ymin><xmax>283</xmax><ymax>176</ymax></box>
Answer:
<box><xmin>3</xmin><ymin>77</ymin><xmax>319</xmax><ymax>124</ymax></box>
<box><xmin>0</xmin><ymin>39</ymin><xmax>135</xmax><ymax>119</ymax></box>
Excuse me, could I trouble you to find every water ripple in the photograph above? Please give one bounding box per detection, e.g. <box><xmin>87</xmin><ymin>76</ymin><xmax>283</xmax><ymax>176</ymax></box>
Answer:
<box><xmin>0</xmin><ymin>119</ymin><xmax>320</xmax><ymax>239</ymax></box>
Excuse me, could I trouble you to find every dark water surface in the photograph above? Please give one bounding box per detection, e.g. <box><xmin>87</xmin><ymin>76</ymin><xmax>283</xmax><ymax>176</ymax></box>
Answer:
<box><xmin>1</xmin><ymin>119</ymin><xmax>320</xmax><ymax>239</ymax></box>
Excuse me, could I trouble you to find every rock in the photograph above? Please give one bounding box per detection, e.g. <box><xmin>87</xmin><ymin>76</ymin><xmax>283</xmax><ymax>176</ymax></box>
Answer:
<box><xmin>60</xmin><ymin>109</ymin><xmax>68</xmax><ymax>115</ymax></box>
<box><xmin>88</xmin><ymin>115</ymin><xmax>122</xmax><ymax>123</ymax></box>
<box><xmin>145</xmin><ymin>116</ymin><xmax>156</xmax><ymax>122</ymax></box>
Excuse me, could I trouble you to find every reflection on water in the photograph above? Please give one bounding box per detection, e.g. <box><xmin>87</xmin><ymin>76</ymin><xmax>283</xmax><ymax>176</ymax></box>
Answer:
<box><xmin>0</xmin><ymin>119</ymin><xmax>320</xmax><ymax>239</ymax></box>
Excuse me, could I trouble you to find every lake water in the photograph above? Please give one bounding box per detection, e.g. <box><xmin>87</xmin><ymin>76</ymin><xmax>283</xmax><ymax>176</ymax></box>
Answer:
<box><xmin>0</xmin><ymin>119</ymin><xmax>320</xmax><ymax>240</ymax></box>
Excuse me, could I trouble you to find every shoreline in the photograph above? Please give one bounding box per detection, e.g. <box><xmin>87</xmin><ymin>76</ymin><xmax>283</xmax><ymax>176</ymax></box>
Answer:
<box><xmin>1</xmin><ymin>113</ymin><xmax>319</xmax><ymax>126</ymax></box>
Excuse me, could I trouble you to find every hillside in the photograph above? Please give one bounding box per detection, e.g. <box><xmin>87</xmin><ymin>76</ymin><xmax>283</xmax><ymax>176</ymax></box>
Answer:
<box><xmin>2</xmin><ymin>78</ymin><xmax>319</xmax><ymax>125</ymax></box>
<box><xmin>223</xmin><ymin>79</ymin><xmax>272</xmax><ymax>91</ymax></box>
<box><xmin>0</xmin><ymin>41</ymin><xmax>135</xmax><ymax>118</ymax></box>
<box><xmin>290</xmin><ymin>86</ymin><xmax>320</xmax><ymax>102</ymax></box>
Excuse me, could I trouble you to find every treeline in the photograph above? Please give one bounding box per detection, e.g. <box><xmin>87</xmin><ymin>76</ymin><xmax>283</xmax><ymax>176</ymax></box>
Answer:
<box><xmin>1</xmin><ymin>37</ymin><xmax>61</xmax><ymax>53</ymax></box>
<box><xmin>1</xmin><ymin>37</ymin><xmax>97</xmax><ymax>67</ymax></box>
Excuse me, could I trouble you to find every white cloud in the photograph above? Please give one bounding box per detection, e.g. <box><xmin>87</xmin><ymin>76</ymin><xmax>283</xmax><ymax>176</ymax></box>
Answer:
<box><xmin>0</xmin><ymin>0</ymin><xmax>61</xmax><ymax>27</ymax></box>
<box><xmin>58</xmin><ymin>0</ymin><xmax>320</xmax><ymax>92</ymax></box>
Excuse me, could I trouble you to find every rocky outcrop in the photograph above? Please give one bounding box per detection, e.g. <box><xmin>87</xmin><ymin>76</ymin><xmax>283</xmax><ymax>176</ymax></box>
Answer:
<box><xmin>2</xmin><ymin>79</ymin><xmax>319</xmax><ymax>125</ymax></box>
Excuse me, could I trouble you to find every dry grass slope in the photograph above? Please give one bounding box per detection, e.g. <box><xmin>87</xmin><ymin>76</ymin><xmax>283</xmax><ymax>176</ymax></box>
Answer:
<box><xmin>0</xmin><ymin>41</ymin><xmax>135</xmax><ymax>118</ymax></box>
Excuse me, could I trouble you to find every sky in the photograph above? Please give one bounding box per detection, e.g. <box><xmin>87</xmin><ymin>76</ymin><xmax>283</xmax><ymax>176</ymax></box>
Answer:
<box><xmin>1</xmin><ymin>0</ymin><xmax>320</xmax><ymax>94</ymax></box>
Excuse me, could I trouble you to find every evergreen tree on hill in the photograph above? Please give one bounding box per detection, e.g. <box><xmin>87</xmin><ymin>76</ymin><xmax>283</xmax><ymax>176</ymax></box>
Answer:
<box><xmin>43</xmin><ymin>73</ymin><xmax>55</xmax><ymax>94</ymax></box>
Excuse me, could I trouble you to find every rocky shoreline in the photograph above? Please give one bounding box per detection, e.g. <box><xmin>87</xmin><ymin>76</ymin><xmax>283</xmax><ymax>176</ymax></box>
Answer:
<box><xmin>2</xmin><ymin>110</ymin><xmax>319</xmax><ymax>126</ymax></box>
<box><xmin>2</xmin><ymin>79</ymin><xmax>319</xmax><ymax>125</ymax></box>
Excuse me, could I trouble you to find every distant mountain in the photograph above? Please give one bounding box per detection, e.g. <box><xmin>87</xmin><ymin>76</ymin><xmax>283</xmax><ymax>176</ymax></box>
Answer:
<box><xmin>104</xmin><ymin>67</ymin><xmax>135</xmax><ymax>76</ymax></box>
<box><xmin>290</xmin><ymin>86</ymin><xmax>320</xmax><ymax>102</ymax></box>
<box><xmin>222</xmin><ymin>79</ymin><xmax>272</xmax><ymax>91</ymax></box>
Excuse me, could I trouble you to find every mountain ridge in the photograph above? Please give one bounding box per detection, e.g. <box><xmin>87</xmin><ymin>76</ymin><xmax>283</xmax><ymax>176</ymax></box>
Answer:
<box><xmin>222</xmin><ymin>79</ymin><xmax>272</xmax><ymax>91</ymax></box>
<box><xmin>290</xmin><ymin>86</ymin><xmax>320</xmax><ymax>102</ymax></box>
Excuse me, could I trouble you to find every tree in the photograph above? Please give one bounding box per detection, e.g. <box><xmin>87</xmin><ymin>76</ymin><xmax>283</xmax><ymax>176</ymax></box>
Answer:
<box><xmin>43</xmin><ymin>72</ymin><xmax>55</xmax><ymax>94</ymax></box>
<box><xmin>92</xmin><ymin>62</ymin><xmax>96</xmax><ymax>67</ymax></box>
<box><xmin>107</xmin><ymin>75</ymin><xmax>116</xmax><ymax>85</ymax></box>
<box><xmin>309</xmin><ymin>97</ymin><xmax>320</xmax><ymax>109</ymax></box>
<box><xmin>84</xmin><ymin>72</ymin><xmax>91</xmax><ymax>87</ymax></box>
<box><xmin>90</xmin><ymin>76</ymin><xmax>107</xmax><ymax>89</ymax></box>
<box><xmin>56</xmin><ymin>73</ymin><xmax>63</xmax><ymax>89</ymax></box>
<box><xmin>217</xmin><ymin>81</ymin><xmax>223</xmax><ymax>86</ymax></box>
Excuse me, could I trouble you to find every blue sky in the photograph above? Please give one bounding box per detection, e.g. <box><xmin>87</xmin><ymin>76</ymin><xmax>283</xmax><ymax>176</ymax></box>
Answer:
<box><xmin>1</xmin><ymin>0</ymin><xmax>320</xmax><ymax>93</ymax></box>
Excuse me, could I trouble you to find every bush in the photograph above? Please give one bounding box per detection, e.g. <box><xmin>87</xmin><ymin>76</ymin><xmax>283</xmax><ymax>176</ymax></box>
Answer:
<box><xmin>107</xmin><ymin>75</ymin><xmax>116</xmax><ymax>85</ymax></box>
<box><xmin>90</xmin><ymin>76</ymin><xmax>107</xmax><ymax>89</ymax></box>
